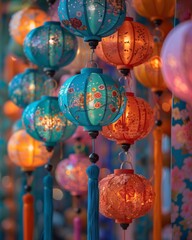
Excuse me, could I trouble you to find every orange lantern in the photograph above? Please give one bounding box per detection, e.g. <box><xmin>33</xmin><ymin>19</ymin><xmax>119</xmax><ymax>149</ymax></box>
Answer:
<box><xmin>99</xmin><ymin>168</ymin><xmax>154</xmax><ymax>226</ymax></box>
<box><xmin>3</xmin><ymin>100</ymin><xmax>22</xmax><ymax>121</ymax></box>
<box><xmin>132</xmin><ymin>0</ymin><xmax>175</xmax><ymax>21</ymax></box>
<box><xmin>95</xmin><ymin>17</ymin><xmax>153</xmax><ymax>73</ymax></box>
<box><xmin>102</xmin><ymin>92</ymin><xmax>154</xmax><ymax>147</ymax></box>
<box><xmin>8</xmin><ymin>129</ymin><xmax>52</xmax><ymax>171</ymax></box>
<box><xmin>134</xmin><ymin>42</ymin><xmax>167</xmax><ymax>92</ymax></box>
<box><xmin>9</xmin><ymin>6</ymin><xmax>50</xmax><ymax>45</ymax></box>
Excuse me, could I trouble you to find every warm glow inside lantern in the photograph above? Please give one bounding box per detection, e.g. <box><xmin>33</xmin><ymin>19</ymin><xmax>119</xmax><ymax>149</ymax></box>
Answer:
<box><xmin>102</xmin><ymin>92</ymin><xmax>154</xmax><ymax>145</ymax></box>
<box><xmin>95</xmin><ymin>17</ymin><xmax>153</xmax><ymax>71</ymax></box>
<box><xmin>9</xmin><ymin>6</ymin><xmax>50</xmax><ymax>45</ymax></box>
<box><xmin>99</xmin><ymin>169</ymin><xmax>154</xmax><ymax>223</ymax></box>
<box><xmin>8</xmin><ymin>129</ymin><xmax>52</xmax><ymax>171</ymax></box>
<box><xmin>55</xmin><ymin>153</ymin><xmax>90</xmax><ymax>196</ymax></box>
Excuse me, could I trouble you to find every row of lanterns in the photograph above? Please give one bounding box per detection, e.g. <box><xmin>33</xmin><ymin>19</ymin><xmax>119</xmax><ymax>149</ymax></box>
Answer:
<box><xmin>5</xmin><ymin>0</ymin><xmax>186</xmax><ymax>239</ymax></box>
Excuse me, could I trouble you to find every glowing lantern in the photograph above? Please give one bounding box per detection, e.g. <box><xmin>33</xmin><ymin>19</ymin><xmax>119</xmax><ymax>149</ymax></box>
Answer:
<box><xmin>102</xmin><ymin>92</ymin><xmax>154</xmax><ymax>146</ymax></box>
<box><xmin>55</xmin><ymin>153</ymin><xmax>90</xmax><ymax>196</ymax></box>
<box><xmin>58</xmin><ymin>67</ymin><xmax>126</xmax><ymax>132</ymax></box>
<box><xmin>161</xmin><ymin>20</ymin><xmax>192</xmax><ymax>105</ymax></box>
<box><xmin>7</xmin><ymin>129</ymin><xmax>52</xmax><ymax>171</ymax></box>
<box><xmin>99</xmin><ymin>168</ymin><xmax>154</xmax><ymax>225</ymax></box>
<box><xmin>58</xmin><ymin>0</ymin><xmax>126</xmax><ymax>48</ymax></box>
<box><xmin>95</xmin><ymin>17</ymin><xmax>153</xmax><ymax>72</ymax></box>
<box><xmin>134</xmin><ymin>42</ymin><xmax>167</xmax><ymax>92</ymax></box>
<box><xmin>9</xmin><ymin>68</ymin><xmax>48</xmax><ymax>108</ymax></box>
<box><xmin>132</xmin><ymin>0</ymin><xmax>175</xmax><ymax>21</ymax></box>
<box><xmin>3</xmin><ymin>100</ymin><xmax>22</xmax><ymax>121</ymax></box>
<box><xmin>24</xmin><ymin>21</ymin><xmax>78</xmax><ymax>74</ymax></box>
<box><xmin>9</xmin><ymin>6</ymin><xmax>50</xmax><ymax>45</ymax></box>
<box><xmin>22</xmin><ymin>96</ymin><xmax>76</xmax><ymax>148</ymax></box>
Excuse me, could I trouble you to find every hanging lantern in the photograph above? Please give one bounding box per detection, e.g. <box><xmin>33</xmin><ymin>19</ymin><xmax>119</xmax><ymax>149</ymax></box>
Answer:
<box><xmin>22</xmin><ymin>96</ymin><xmax>77</xmax><ymax>149</ymax></box>
<box><xmin>58</xmin><ymin>67</ymin><xmax>126</xmax><ymax>132</ymax></box>
<box><xmin>3</xmin><ymin>100</ymin><xmax>22</xmax><ymax>121</ymax></box>
<box><xmin>134</xmin><ymin>42</ymin><xmax>167</xmax><ymax>92</ymax></box>
<box><xmin>64</xmin><ymin>37</ymin><xmax>93</xmax><ymax>73</ymax></box>
<box><xmin>9</xmin><ymin>6</ymin><xmax>50</xmax><ymax>45</ymax></box>
<box><xmin>55</xmin><ymin>153</ymin><xmax>90</xmax><ymax>196</ymax></box>
<box><xmin>58</xmin><ymin>0</ymin><xmax>126</xmax><ymax>48</ymax></box>
<box><xmin>7</xmin><ymin>129</ymin><xmax>52</xmax><ymax>171</ymax></box>
<box><xmin>161</xmin><ymin>20</ymin><xmax>192</xmax><ymax>105</ymax></box>
<box><xmin>95</xmin><ymin>17</ymin><xmax>153</xmax><ymax>73</ymax></box>
<box><xmin>132</xmin><ymin>0</ymin><xmax>175</xmax><ymax>21</ymax></box>
<box><xmin>24</xmin><ymin>21</ymin><xmax>78</xmax><ymax>75</ymax></box>
<box><xmin>99</xmin><ymin>168</ymin><xmax>154</xmax><ymax>225</ymax></box>
<box><xmin>102</xmin><ymin>92</ymin><xmax>154</xmax><ymax>148</ymax></box>
<box><xmin>9</xmin><ymin>68</ymin><xmax>48</xmax><ymax>108</ymax></box>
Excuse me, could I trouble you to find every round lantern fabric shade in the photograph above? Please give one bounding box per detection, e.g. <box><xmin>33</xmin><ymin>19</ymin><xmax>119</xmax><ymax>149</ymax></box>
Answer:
<box><xmin>9</xmin><ymin>68</ymin><xmax>48</xmax><ymax>108</ymax></box>
<box><xmin>99</xmin><ymin>169</ymin><xmax>154</xmax><ymax>223</ymax></box>
<box><xmin>102</xmin><ymin>92</ymin><xmax>154</xmax><ymax>145</ymax></box>
<box><xmin>24</xmin><ymin>21</ymin><xmax>78</xmax><ymax>71</ymax></box>
<box><xmin>58</xmin><ymin>67</ymin><xmax>126</xmax><ymax>131</ymax></box>
<box><xmin>9</xmin><ymin>6</ymin><xmax>50</xmax><ymax>45</ymax></box>
<box><xmin>8</xmin><ymin>129</ymin><xmax>52</xmax><ymax>171</ymax></box>
<box><xmin>161</xmin><ymin>20</ymin><xmax>192</xmax><ymax>105</ymax></box>
<box><xmin>134</xmin><ymin>42</ymin><xmax>167</xmax><ymax>92</ymax></box>
<box><xmin>22</xmin><ymin>96</ymin><xmax>77</xmax><ymax>147</ymax></box>
<box><xmin>58</xmin><ymin>0</ymin><xmax>126</xmax><ymax>43</ymax></box>
<box><xmin>132</xmin><ymin>0</ymin><xmax>175</xmax><ymax>21</ymax></box>
<box><xmin>95</xmin><ymin>17</ymin><xmax>153</xmax><ymax>70</ymax></box>
<box><xmin>55</xmin><ymin>153</ymin><xmax>90</xmax><ymax>196</ymax></box>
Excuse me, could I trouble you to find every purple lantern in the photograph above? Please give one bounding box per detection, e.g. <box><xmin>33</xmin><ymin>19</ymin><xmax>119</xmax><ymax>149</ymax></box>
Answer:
<box><xmin>161</xmin><ymin>20</ymin><xmax>192</xmax><ymax>105</ymax></box>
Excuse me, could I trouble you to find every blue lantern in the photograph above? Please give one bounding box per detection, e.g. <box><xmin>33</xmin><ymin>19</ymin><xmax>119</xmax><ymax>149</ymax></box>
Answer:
<box><xmin>24</xmin><ymin>21</ymin><xmax>78</xmax><ymax>73</ymax></box>
<box><xmin>58</xmin><ymin>0</ymin><xmax>126</xmax><ymax>46</ymax></box>
<box><xmin>9</xmin><ymin>68</ymin><xmax>48</xmax><ymax>108</ymax></box>
<box><xmin>22</xmin><ymin>96</ymin><xmax>77</xmax><ymax>148</ymax></box>
<box><xmin>58</xmin><ymin>67</ymin><xmax>126</xmax><ymax>132</ymax></box>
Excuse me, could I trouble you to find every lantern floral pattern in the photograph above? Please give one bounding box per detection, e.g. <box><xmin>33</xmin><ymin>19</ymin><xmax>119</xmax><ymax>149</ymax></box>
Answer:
<box><xmin>172</xmin><ymin>99</ymin><xmax>192</xmax><ymax>239</ymax></box>
<box><xmin>58</xmin><ymin>0</ymin><xmax>126</xmax><ymax>41</ymax></box>
<box><xmin>58</xmin><ymin>68</ymin><xmax>126</xmax><ymax>131</ymax></box>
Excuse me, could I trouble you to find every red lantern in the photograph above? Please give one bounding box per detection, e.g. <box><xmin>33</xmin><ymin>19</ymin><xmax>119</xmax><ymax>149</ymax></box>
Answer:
<box><xmin>102</xmin><ymin>92</ymin><xmax>154</xmax><ymax>146</ymax></box>
<box><xmin>99</xmin><ymin>168</ymin><xmax>154</xmax><ymax>224</ymax></box>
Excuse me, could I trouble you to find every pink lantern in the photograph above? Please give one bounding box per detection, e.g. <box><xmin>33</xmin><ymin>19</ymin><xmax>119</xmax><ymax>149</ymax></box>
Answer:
<box><xmin>161</xmin><ymin>20</ymin><xmax>192</xmax><ymax>105</ymax></box>
<box><xmin>55</xmin><ymin>153</ymin><xmax>90</xmax><ymax>196</ymax></box>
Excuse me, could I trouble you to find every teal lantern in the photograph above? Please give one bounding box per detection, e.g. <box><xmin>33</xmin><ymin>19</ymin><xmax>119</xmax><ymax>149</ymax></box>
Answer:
<box><xmin>24</xmin><ymin>21</ymin><xmax>78</xmax><ymax>75</ymax></box>
<box><xmin>58</xmin><ymin>67</ymin><xmax>126</xmax><ymax>132</ymax></box>
<box><xmin>9</xmin><ymin>68</ymin><xmax>48</xmax><ymax>108</ymax></box>
<box><xmin>22</xmin><ymin>96</ymin><xmax>77</xmax><ymax>149</ymax></box>
<box><xmin>58</xmin><ymin>0</ymin><xmax>126</xmax><ymax>48</ymax></box>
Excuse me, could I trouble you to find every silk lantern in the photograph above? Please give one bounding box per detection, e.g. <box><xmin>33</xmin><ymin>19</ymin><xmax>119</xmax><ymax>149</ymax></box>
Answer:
<box><xmin>9</xmin><ymin>6</ymin><xmax>50</xmax><ymax>45</ymax></box>
<box><xmin>102</xmin><ymin>92</ymin><xmax>154</xmax><ymax>149</ymax></box>
<box><xmin>9</xmin><ymin>68</ymin><xmax>48</xmax><ymax>108</ymax></box>
<box><xmin>132</xmin><ymin>0</ymin><xmax>175</xmax><ymax>21</ymax></box>
<box><xmin>161</xmin><ymin>20</ymin><xmax>192</xmax><ymax>105</ymax></box>
<box><xmin>134</xmin><ymin>42</ymin><xmax>167</xmax><ymax>92</ymax></box>
<box><xmin>22</xmin><ymin>96</ymin><xmax>76</xmax><ymax>149</ymax></box>
<box><xmin>3</xmin><ymin>100</ymin><xmax>22</xmax><ymax>121</ymax></box>
<box><xmin>24</xmin><ymin>21</ymin><xmax>78</xmax><ymax>75</ymax></box>
<box><xmin>58</xmin><ymin>0</ymin><xmax>126</xmax><ymax>48</ymax></box>
<box><xmin>95</xmin><ymin>17</ymin><xmax>153</xmax><ymax>73</ymax></box>
<box><xmin>99</xmin><ymin>168</ymin><xmax>154</xmax><ymax>227</ymax></box>
<box><xmin>58</xmin><ymin>67</ymin><xmax>126</xmax><ymax>132</ymax></box>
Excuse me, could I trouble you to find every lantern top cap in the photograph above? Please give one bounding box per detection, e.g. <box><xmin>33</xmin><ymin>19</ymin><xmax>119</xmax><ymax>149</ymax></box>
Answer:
<box><xmin>44</xmin><ymin>21</ymin><xmax>61</xmax><ymax>26</ymax></box>
<box><xmin>126</xmin><ymin>92</ymin><xmax>134</xmax><ymax>97</ymax></box>
<box><xmin>125</xmin><ymin>17</ymin><xmax>133</xmax><ymax>22</ymax></box>
<box><xmin>114</xmin><ymin>169</ymin><xmax>134</xmax><ymax>175</ymax></box>
<box><xmin>81</xmin><ymin>67</ymin><xmax>103</xmax><ymax>75</ymax></box>
<box><xmin>41</xmin><ymin>95</ymin><xmax>58</xmax><ymax>101</ymax></box>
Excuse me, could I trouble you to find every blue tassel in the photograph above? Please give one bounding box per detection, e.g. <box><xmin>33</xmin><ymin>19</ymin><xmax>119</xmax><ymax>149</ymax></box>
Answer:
<box><xmin>86</xmin><ymin>165</ymin><xmax>100</xmax><ymax>240</ymax></box>
<box><xmin>43</xmin><ymin>174</ymin><xmax>53</xmax><ymax>240</ymax></box>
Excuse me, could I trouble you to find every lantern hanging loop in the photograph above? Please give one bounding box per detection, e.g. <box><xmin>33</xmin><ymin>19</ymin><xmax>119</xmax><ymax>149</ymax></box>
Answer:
<box><xmin>120</xmin><ymin>160</ymin><xmax>133</xmax><ymax>171</ymax></box>
<box><xmin>119</xmin><ymin>72</ymin><xmax>133</xmax><ymax>92</ymax></box>
<box><xmin>43</xmin><ymin>78</ymin><xmax>57</xmax><ymax>96</ymax></box>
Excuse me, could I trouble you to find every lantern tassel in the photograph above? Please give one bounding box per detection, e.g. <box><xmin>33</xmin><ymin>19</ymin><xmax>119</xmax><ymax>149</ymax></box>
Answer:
<box><xmin>153</xmin><ymin>127</ymin><xmax>162</xmax><ymax>240</ymax></box>
<box><xmin>23</xmin><ymin>193</ymin><xmax>34</xmax><ymax>240</ymax></box>
<box><xmin>86</xmin><ymin>164</ymin><xmax>100</xmax><ymax>240</ymax></box>
<box><xmin>43</xmin><ymin>173</ymin><xmax>53</xmax><ymax>240</ymax></box>
<box><xmin>73</xmin><ymin>216</ymin><xmax>82</xmax><ymax>240</ymax></box>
